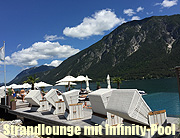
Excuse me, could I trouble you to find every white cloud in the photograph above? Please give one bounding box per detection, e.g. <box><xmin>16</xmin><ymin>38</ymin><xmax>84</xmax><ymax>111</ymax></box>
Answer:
<box><xmin>155</xmin><ymin>0</ymin><xmax>178</xmax><ymax>8</ymax></box>
<box><xmin>45</xmin><ymin>60</ymin><xmax>62</xmax><ymax>67</ymax></box>
<box><xmin>162</xmin><ymin>0</ymin><xmax>178</xmax><ymax>7</ymax></box>
<box><xmin>1</xmin><ymin>41</ymin><xmax>80</xmax><ymax>67</ymax></box>
<box><xmin>137</xmin><ymin>7</ymin><xmax>144</xmax><ymax>12</ymax></box>
<box><xmin>123</xmin><ymin>9</ymin><xmax>136</xmax><ymax>16</ymax></box>
<box><xmin>146</xmin><ymin>12</ymin><xmax>154</xmax><ymax>15</ymax></box>
<box><xmin>44</xmin><ymin>34</ymin><xmax>65</xmax><ymax>41</ymax></box>
<box><xmin>17</xmin><ymin>44</ymin><xmax>21</xmax><ymax>48</ymax></box>
<box><xmin>131</xmin><ymin>16</ymin><xmax>140</xmax><ymax>21</ymax></box>
<box><xmin>63</xmin><ymin>9</ymin><xmax>125</xmax><ymax>39</ymax></box>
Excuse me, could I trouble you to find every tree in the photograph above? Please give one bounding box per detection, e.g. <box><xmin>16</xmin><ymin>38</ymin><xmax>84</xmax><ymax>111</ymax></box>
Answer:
<box><xmin>24</xmin><ymin>75</ymin><xmax>39</xmax><ymax>90</ymax></box>
<box><xmin>112</xmin><ymin>77</ymin><xmax>123</xmax><ymax>89</ymax></box>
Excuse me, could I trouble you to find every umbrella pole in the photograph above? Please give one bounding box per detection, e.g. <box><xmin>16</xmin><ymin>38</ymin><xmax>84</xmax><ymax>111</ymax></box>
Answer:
<box><xmin>68</xmin><ymin>82</ymin><xmax>70</xmax><ymax>91</ymax></box>
<box><xmin>81</xmin><ymin>82</ymin><xmax>82</xmax><ymax>90</ymax></box>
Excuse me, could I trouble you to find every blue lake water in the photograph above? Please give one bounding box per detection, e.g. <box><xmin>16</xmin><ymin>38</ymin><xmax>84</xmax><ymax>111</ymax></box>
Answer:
<box><xmin>45</xmin><ymin>77</ymin><xmax>180</xmax><ymax>117</ymax></box>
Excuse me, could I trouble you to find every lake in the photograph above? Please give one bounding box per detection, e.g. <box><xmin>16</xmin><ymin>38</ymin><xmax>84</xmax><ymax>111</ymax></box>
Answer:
<box><xmin>47</xmin><ymin>77</ymin><xmax>180</xmax><ymax>117</ymax></box>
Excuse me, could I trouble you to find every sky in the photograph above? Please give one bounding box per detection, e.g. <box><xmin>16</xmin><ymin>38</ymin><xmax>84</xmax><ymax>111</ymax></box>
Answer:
<box><xmin>0</xmin><ymin>0</ymin><xmax>179</xmax><ymax>83</ymax></box>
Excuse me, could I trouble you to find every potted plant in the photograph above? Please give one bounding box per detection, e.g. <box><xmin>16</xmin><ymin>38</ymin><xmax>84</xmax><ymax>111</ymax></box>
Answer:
<box><xmin>96</xmin><ymin>82</ymin><xmax>101</xmax><ymax>89</ymax></box>
<box><xmin>10</xmin><ymin>98</ymin><xmax>16</xmax><ymax>110</ymax></box>
<box><xmin>7</xmin><ymin>89</ymin><xmax>13</xmax><ymax>106</ymax></box>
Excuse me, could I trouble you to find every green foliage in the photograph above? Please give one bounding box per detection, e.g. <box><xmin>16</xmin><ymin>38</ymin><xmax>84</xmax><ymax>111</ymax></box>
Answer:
<box><xmin>96</xmin><ymin>82</ymin><xmax>100</xmax><ymax>86</ymax></box>
<box><xmin>10</xmin><ymin>98</ymin><xmax>15</xmax><ymax>102</ymax></box>
<box><xmin>24</xmin><ymin>74</ymin><xmax>39</xmax><ymax>90</ymax></box>
<box><xmin>96</xmin><ymin>82</ymin><xmax>101</xmax><ymax>89</ymax></box>
<box><xmin>112</xmin><ymin>77</ymin><xmax>123</xmax><ymax>89</ymax></box>
<box><xmin>7</xmin><ymin>89</ymin><xmax>13</xmax><ymax>96</ymax></box>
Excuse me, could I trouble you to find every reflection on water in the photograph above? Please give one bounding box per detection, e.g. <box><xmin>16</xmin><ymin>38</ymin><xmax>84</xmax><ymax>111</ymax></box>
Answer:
<box><xmin>45</xmin><ymin>77</ymin><xmax>180</xmax><ymax>116</ymax></box>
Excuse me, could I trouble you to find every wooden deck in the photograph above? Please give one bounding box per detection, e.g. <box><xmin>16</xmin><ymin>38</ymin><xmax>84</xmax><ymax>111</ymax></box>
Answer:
<box><xmin>0</xmin><ymin>99</ymin><xmax>180</xmax><ymax>138</ymax></box>
<box><xmin>8</xmin><ymin>105</ymin><xmax>93</xmax><ymax>127</ymax></box>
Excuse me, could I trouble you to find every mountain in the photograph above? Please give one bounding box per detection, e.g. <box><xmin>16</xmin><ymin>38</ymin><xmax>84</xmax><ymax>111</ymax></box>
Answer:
<box><xmin>19</xmin><ymin>14</ymin><xmax>180</xmax><ymax>84</ymax></box>
<box><xmin>9</xmin><ymin>65</ymin><xmax>55</xmax><ymax>84</ymax></box>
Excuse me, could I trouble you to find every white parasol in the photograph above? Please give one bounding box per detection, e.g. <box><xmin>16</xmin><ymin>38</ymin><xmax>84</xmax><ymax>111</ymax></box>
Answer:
<box><xmin>35</xmin><ymin>81</ymin><xmax>52</xmax><ymax>88</ymax></box>
<box><xmin>22</xmin><ymin>83</ymin><xmax>32</xmax><ymax>89</ymax></box>
<box><xmin>107</xmin><ymin>74</ymin><xmax>111</xmax><ymax>89</ymax></box>
<box><xmin>56</xmin><ymin>75</ymin><xmax>77</xmax><ymax>91</ymax></box>
<box><xmin>55</xmin><ymin>82</ymin><xmax>77</xmax><ymax>86</ymax></box>
<box><xmin>85</xmin><ymin>75</ymin><xmax>92</xmax><ymax>92</ymax></box>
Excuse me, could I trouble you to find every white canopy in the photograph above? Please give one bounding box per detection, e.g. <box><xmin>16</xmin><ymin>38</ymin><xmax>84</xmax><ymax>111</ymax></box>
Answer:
<box><xmin>22</xmin><ymin>83</ymin><xmax>32</xmax><ymax>88</ymax></box>
<box><xmin>85</xmin><ymin>75</ymin><xmax>91</xmax><ymax>92</ymax></box>
<box><xmin>56</xmin><ymin>76</ymin><xmax>77</xmax><ymax>91</ymax></box>
<box><xmin>35</xmin><ymin>81</ymin><xmax>52</xmax><ymax>87</ymax></box>
<box><xmin>76</xmin><ymin>75</ymin><xmax>92</xmax><ymax>81</ymax></box>
<box><xmin>56</xmin><ymin>75</ymin><xmax>77</xmax><ymax>83</ymax></box>
<box><xmin>7</xmin><ymin>84</ymin><xmax>23</xmax><ymax>89</ymax></box>
<box><xmin>107</xmin><ymin>74</ymin><xmax>111</xmax><ymax>89</ymax></box>
<box><xmin>75</xmin><ymin>75</ymin><xmax>86</xmax><ymax>81</ymax></box>
<box><xmin>1</xmin><ymin>84</ymin><xmax>23</xmax><ymax>89</ymax></box>
<box><xmin>0</xmin><ymin>86</ymin><xmax>5</xmax><ymax>89</ymax></box>
<box><xmin>55</xmin><ymin>82</ymin><xmax>77</xmax><ymax>86</ymax></box>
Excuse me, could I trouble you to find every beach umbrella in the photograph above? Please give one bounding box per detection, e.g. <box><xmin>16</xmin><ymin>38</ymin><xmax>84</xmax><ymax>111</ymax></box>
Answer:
<box><xmin>13</xmin><ymin>84</ymin><xmax>24</xmax><ymax>89</ymax></box>
<box><xmin>55</xmin><ymin>82</ymin><xmax>77</xmax><ymax>86</ymax></box>
<box><xmin>56</xmin><ymin>75</ymin><xmax>77</xmax><ymax>91</ymax></box>
<box><xmin>107</xmin><ymin>74</ymin><xmax>111</xmax><ymax>89</ymax></box>
<box><xmin>7</xmin><ymin>83</ymin><xmax>23</xmax><ymax>89</ymax></box>
<box><xmin>85</xmin><ymin>75</ymin><xmax>91</xmax><ymax>92</ymax></box>
<box><xmin>76</xmin><ymin>75</ymin><xmax>92</xmax><ymax>90</ymax></box>
<box><xmin>0</xmin><ymin>86</ymin><xmax>6</xmax><ymax>89</ymax></box>
<box><xmin>11</xmin><ymin>84</ymin><xmax>24</xmax><ymax>89</ymax></box>
<box><xmin>76</xmin><ymin>75</ymin><xmax>87</xmax><ymax>89</ymax></box>
<box><xmin>76</xmin><ymin>75</ymin><xmax>87</xmax><ymax>81</ymax></box>
<box><xmin>5</xmin><ymin>85</ymin><xmax>12</xmax><ymax>89</ymax></box>
<box><xmin>22</xmin><ymin>83</ymin><xmax>31</xmax><ymax>89</ymax></box>
<box><xmin>55</xmin><ymin>82</ymin><xmax>77</xmax><ymax>92</ymax></box>
<box><xmin>56</xmin><ymin>75</ymin><xmax>77</xmax><ymax>83</ymax></box>
<box><xmin>35</xmin><ymin>81</ymin><xmax>52</xmax><ymax>88</ymax></box>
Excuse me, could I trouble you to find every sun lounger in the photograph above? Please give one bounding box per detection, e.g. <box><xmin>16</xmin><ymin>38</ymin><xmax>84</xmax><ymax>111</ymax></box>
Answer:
<box><xmin>44</xmin><ymin>89</ymin><xmax>65</xmax><ymax>114</ymax></box>
<box><xmin>62</xmin><ymin>89</ymin><xmax>83</xmax><ymax>120</ymax></box>
<box><xmin>25</xmin><ymin>90</ymin><xmax>49</xmax><ymax>112</ymax></box>
<box><xmin>106</xmin><ymin>89</ymin><xmax>167</xmax><ymax>137</ymax></box>
<box><xmin>88</xmin><ymin>88</ymin><xmax>123</xmax><ymax>127</ymax></box>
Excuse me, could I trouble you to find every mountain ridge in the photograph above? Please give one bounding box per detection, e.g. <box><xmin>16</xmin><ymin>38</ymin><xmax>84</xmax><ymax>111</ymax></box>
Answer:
<box><xmin>9</xmin><ymin>65</ymin><xmax>55</xmax><ymax>84</ymax></box>
<box><xmin>10</xmin><ymin>14</ymin><xmax>180</xmax><ymax>84</ymax></box>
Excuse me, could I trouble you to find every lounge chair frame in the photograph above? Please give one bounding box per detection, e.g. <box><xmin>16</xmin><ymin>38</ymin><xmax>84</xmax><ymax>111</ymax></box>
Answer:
<box><xmin>44</xmin><ymin>89</ymin><xmax>65</xmax><ymax>115</ymax></box>
<box><xmin>88</xmin><ymin>88</ymin><xmax>123</xmax><ymax>127</ymax></box>
<box><xmin>62</xmin><ymin>89</ymin><xmax>83</xmax><ymax>120</ymax></box>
